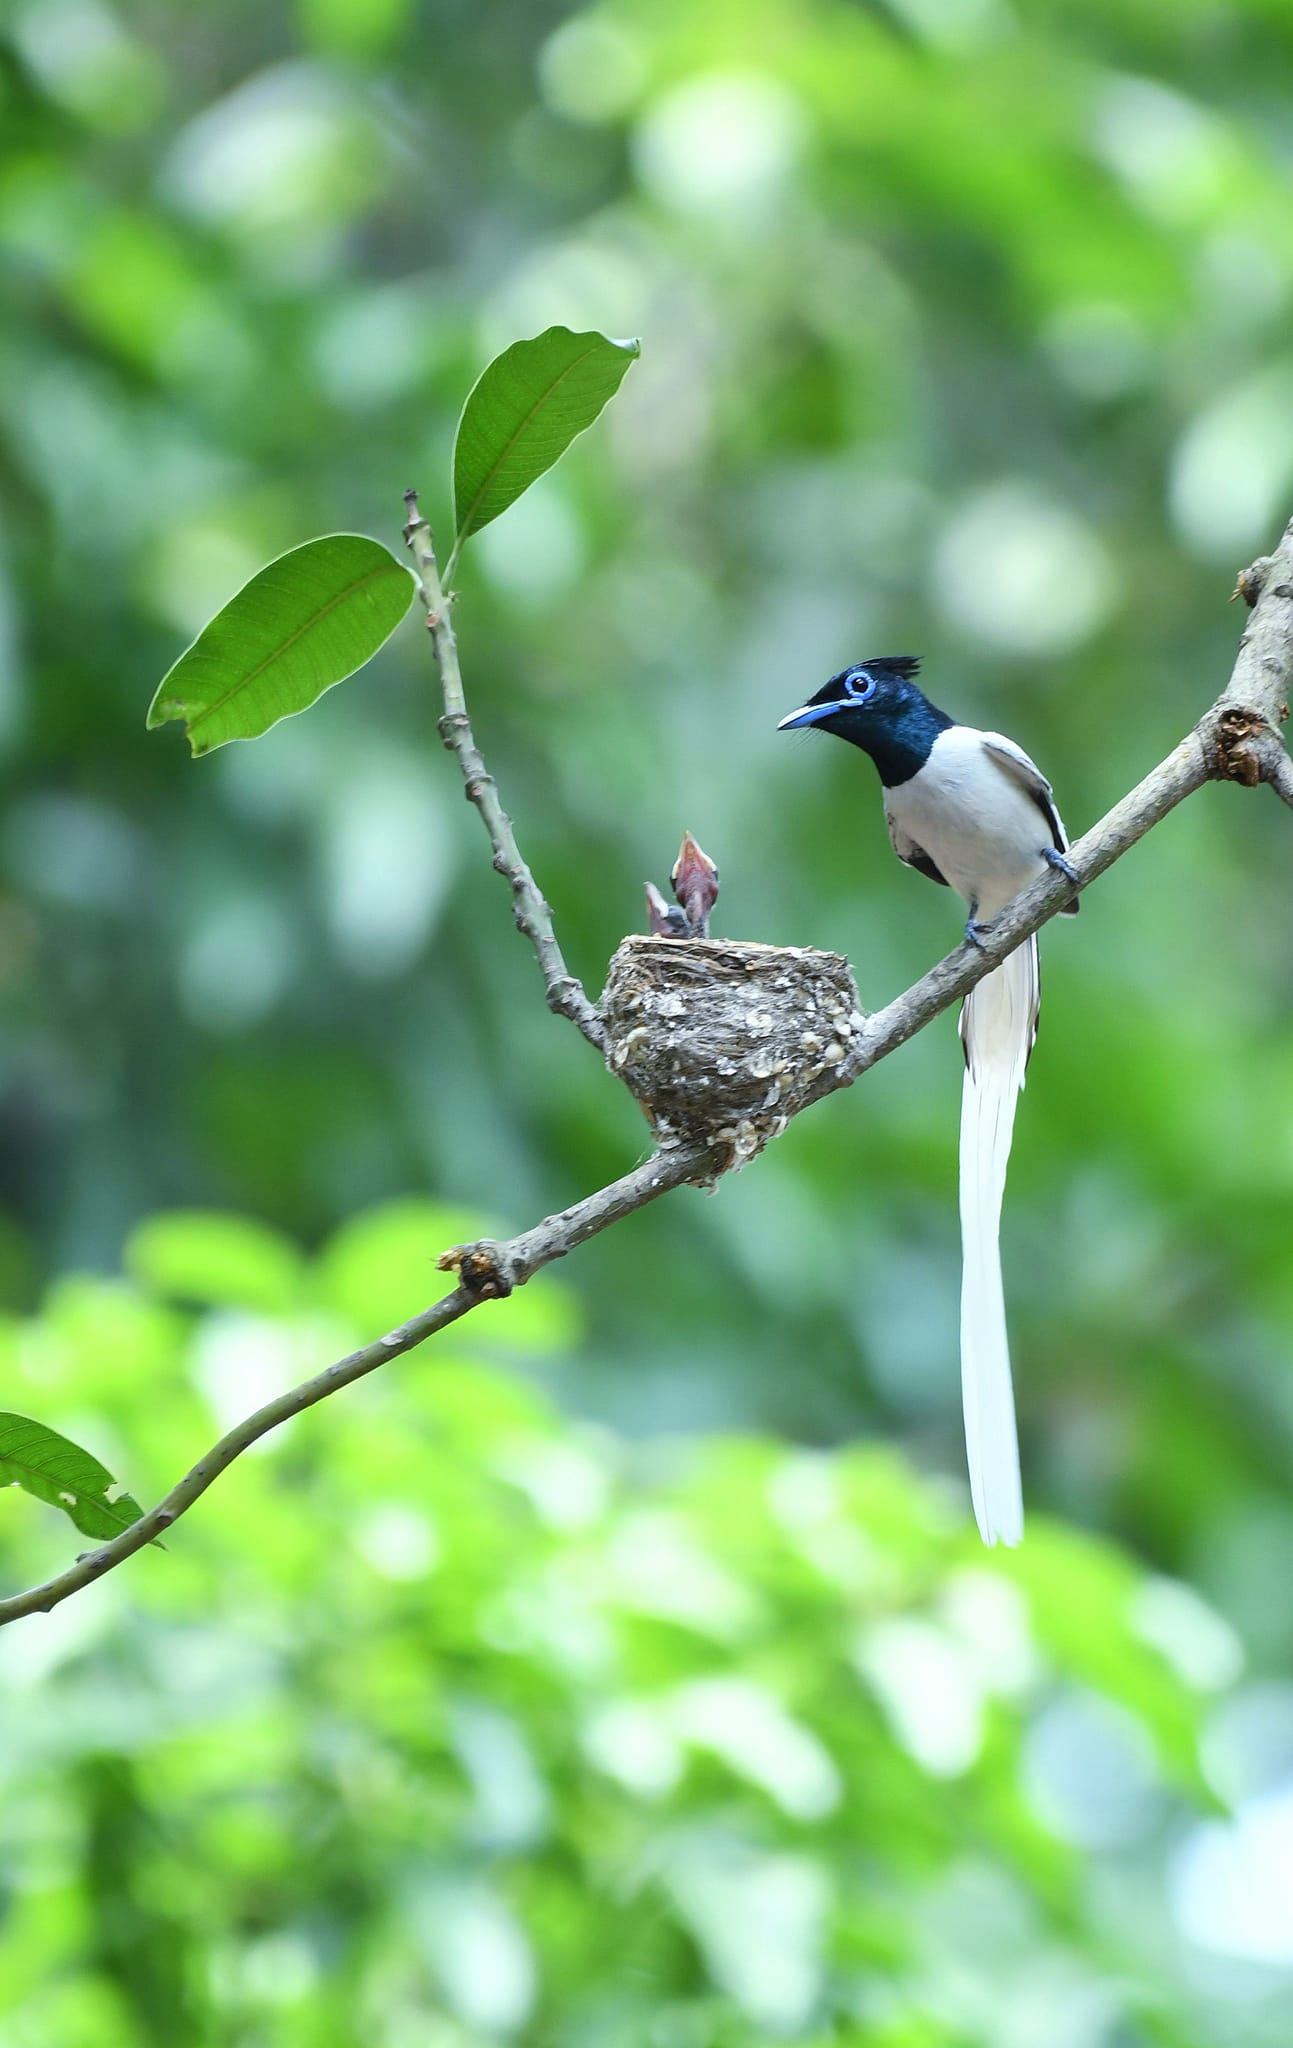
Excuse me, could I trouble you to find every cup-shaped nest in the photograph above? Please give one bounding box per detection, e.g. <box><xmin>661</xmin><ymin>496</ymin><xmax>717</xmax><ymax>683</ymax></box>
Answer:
<box><xmin>600</xmin><ymin>935</ymin><xmax>865</xmax><ymax>1169</ymax></box>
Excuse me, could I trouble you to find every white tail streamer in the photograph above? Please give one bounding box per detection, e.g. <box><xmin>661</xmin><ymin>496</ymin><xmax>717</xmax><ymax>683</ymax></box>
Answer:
<box><xmin>957</xmin><ymin>936</ymin><xmax>1038</xmax><ymax>1547</ymax></box>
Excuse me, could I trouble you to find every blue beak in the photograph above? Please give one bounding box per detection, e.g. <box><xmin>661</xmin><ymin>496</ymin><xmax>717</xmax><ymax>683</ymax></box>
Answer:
<box><xmin>777</xmin><ymin>701</ymin><xmax>840</xmax><ymax>731</ymax></box>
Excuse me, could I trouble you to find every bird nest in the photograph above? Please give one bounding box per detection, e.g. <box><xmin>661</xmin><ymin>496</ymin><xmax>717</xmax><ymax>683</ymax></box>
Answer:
<box><xmin>600</xmin><ymin>935</ymin><xmax>866</xmax><ymax>1170</ymax></box>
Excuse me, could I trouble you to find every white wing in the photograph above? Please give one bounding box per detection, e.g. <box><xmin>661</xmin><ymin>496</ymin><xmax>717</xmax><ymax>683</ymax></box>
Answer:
<box><xmin>980</xmin><ymin>731</ymin><xmax>1069</xmax><ymax>851</ymax></box>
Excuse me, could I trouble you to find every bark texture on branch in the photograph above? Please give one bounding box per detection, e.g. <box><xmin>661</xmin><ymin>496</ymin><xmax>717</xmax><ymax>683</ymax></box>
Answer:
<box><xmin>402</xmin><ymin>491</ymin><xmax>607</xmax><ymax>1051</ymax></box>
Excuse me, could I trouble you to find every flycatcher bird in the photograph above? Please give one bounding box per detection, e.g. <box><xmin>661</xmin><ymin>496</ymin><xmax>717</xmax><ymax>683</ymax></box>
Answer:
<box><xmin>778</xmin><ymin>656</ymin><xmax>1078</xmax><ymax>1546</ymax></box>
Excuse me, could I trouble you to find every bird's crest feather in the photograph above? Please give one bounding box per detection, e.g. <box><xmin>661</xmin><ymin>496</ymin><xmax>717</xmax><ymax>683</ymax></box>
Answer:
<box><xmin>862</xmin><ymin>654</ymin><xmax>922</xmax><ymax>681</ymax></box>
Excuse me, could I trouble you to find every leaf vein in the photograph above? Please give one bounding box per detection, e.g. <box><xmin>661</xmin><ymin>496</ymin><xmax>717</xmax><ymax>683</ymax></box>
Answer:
<box><xmin>185</xmin><ymin>563</ymin><xmax>394</xmax><ymax>738</ymax></box>
<box><xmin>456</xmin><ymin>345</ymin><xmax>602</xmax><ymax>540</ymax></box>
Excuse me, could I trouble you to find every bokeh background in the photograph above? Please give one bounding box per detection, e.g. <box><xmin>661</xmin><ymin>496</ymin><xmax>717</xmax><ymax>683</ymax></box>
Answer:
<box><xmin>4</xmin><ymin>0</ymin><xmax>1293</xmax><ymax>2040</ymax></box>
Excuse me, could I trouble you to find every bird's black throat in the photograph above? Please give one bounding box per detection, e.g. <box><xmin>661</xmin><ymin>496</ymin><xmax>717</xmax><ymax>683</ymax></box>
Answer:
<box><xmin>823</xmin><ymin>690</ymin><xmax>954</xmax><ymax>788</ymax></box>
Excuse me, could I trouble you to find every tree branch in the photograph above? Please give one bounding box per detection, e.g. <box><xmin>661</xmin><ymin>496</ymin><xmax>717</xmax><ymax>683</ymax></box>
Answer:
<box><xmin>1249</xmin><ymin>728</ymin><xmax>1293</xmax><ymax>811</ymax></box>
<box><xmin>1227</xmin><ymin>525</ymin><xmax>1293</xmax><ymax>695</ymax></box>
<box><xmin>402</xmin><ymin>490</ymin><xmax>607</xmax><ymax>1052</ymax></box>
<box><xmin>827</xmin><ymin>510</ymin><xmax>1293</xmax><ymax>1082</ymax></box>
<box><xmin>5</xmin><ymin>513</ymin><xmax>1293</xmax><ymax>1630</ymax></box>
<box><xmin>840</xmin><ymin>730</ymin><xmax>1211</xmax><ymax>1078</ymax></box>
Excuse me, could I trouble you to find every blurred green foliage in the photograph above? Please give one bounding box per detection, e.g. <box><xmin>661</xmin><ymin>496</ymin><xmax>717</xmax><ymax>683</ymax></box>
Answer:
<box><xmin>0</xmin><ymin>1202</ymin><xmax>1261</xmax><ymax>2044</ymax></box>
<box><xmin>5</xmin><ymin>0</ymin><xmax>1293</xmax><ymax>2037</ymax></box>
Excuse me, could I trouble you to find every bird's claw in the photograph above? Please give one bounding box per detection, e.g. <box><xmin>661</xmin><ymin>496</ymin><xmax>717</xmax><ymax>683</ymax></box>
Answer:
<box><xmin>964</xmin><ymin>917</ymin><xmax>992</xmax><ymax>950</ymax></box>
<box><xmin>1042</xmin><ymin>847</ymin><xmax>1079</xmax><ymax>886</ymax></box>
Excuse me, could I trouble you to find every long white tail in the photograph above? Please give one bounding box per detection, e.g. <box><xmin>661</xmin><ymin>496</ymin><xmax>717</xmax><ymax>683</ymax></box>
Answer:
<box><xmin>957</xmin><ymin>937</ymin><xmax>1038</xmax><ymax>1547</ymax></box>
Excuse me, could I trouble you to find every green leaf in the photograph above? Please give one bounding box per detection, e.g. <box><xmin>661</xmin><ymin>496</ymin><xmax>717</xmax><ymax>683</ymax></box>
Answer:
<box><xmin>452</xmin><ymin>326</ymin><xmax>639</xmax><ymax>546</ymax></box>
<box><xmin>127</xmin><ymin>1210</ymin><xmax>304</xmax><ymax>1314</ymax></box>
<box><xmin>146</xmin><ymin>534</ymin><xmax>416</xmax><ymax>756</ymax></box>
<box><xmin>0</xmin><ymin>1412</ymin><xmax>145</xmax><ymax>1542</ymax></box>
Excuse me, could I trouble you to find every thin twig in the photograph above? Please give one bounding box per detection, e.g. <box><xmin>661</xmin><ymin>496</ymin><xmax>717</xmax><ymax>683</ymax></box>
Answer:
<box><xmin>402</xmin><ymin>490</ymin><xmax>607</xmax><ymax>1051</ymax></box>
<box><xmin>0</xmin><ymin>1143</ymin><xmax>711</xmax><ymax>1627</ymax></box>
<box><xmin>5</xmin><ymin>515</ymin><xmax>1293</xmax><ymax>1629</ymax></box>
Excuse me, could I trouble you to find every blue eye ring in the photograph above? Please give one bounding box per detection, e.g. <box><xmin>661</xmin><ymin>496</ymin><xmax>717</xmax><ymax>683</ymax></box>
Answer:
<box><xmin>843</xmin><ymin>669</ymin><xmax>876</xmax><ymax>704</ymax></box>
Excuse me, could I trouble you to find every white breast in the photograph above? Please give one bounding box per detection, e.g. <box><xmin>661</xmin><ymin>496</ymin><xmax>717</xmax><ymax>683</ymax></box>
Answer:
<box><xmin>886</xmin><ymin>727</ymin><xmax>1053</xmax><ymax>918</ymax></box>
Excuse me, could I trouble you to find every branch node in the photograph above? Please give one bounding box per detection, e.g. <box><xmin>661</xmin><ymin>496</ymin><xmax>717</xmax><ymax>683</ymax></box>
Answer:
<box><xmin>438</xmin><ymin>1239</ymin><xmax>517</xmax><ymax>1298</ymax></box>
<box><xmin>402</xmin><ymin>489</ymin><xmax>431</xmax><ymax>550</ymax></box>
<box><xmin>1234</xmin><ymin>557</ymin><xmax>1273</xmax><ymax>607</ymax></box>
<box><xmin>1213</xmin><ymin>705</ymin><xmax>1271</xmax><ymax>786</ymax></box>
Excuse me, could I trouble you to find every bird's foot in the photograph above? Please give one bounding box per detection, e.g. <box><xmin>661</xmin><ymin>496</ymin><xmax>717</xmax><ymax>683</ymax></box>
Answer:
<box><xmin>963</xmin><ymin>915</ymin><xmax>992</xmax><ymax>950</ymax></box>
<box><xmin>1042</xmin><ymin>846</ymin><xmax>1079</xmax><ymax>886</ymax></box>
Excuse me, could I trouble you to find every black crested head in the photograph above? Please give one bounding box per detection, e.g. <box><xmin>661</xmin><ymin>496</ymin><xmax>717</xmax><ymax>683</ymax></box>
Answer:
<box><xmin>857</xmin><ymin>655</ymin><xmax>921</xmax><ymax>683</ymax></box>
<box><xmin>776</xmin><ymin>654</ymin><xmax>952</xmax><ymax>787</ymax></box>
